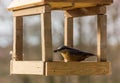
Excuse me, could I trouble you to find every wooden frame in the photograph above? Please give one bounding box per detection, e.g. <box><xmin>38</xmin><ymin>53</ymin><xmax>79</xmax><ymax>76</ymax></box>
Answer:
<box><xmin>12</xmin><ymin>5</ymin><xmax>52</xmax><ymax>62</ymax></box>
<box><xmin>10</xmin><ymin>61</ymin><xmax>111</xmax><ymax>75</ymax></box>
<box><xmin>8</xmin><ymin>0</ymin><xmax>113</xmax><ymax>75</ymax></box>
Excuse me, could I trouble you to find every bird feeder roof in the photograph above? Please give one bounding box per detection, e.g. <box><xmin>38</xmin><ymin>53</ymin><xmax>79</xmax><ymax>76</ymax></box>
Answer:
<box><xmin>8</xmin><ymin>0</ymin><xmax>113</xmax><ymax>11</ymax></box>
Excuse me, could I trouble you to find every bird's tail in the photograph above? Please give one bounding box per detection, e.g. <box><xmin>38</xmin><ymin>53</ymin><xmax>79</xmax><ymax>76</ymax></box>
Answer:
<box><xmin>87</xmin><ymin>53</ymin><xmax>96</xmax><ymax>56</ymax></box>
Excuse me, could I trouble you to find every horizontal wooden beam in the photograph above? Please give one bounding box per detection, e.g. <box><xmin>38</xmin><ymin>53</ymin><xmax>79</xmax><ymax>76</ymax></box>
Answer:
<box><xmin>8</xmin><ymin>0</ymin><xmax>113</xmax><ymax>11</ymax></box>
<box><xmin>65</xmin><ymin>6</ymin><xmax>106</xmax><ymax>17</ymax></box>
<box><xmin>10</xmin><ymin>61</ymin><xmax>111</xmax><ymax>76</ymax></box>
<box><xmin>10</xmin><ymin>61</ymin><xmax>44</xmax><ymax>75</ymax></box>
<box><xmin>46</xmin><ymin>62</ymin><xmax>111</xmax><ymax>76</ymax></box>
<box><xmin>13</xmin><ymin>5</ymin><xmax>51</xmax><ymax>16</ymax></box>
<box><xmin>61</xmin><ymin>3</ymin><xmax>96</xmax><ymax>10</ymax></box>
<box><xmin>45</xmin><ymin>0</ymin><xmax>113</xmax><ymax>3</ymax></box>
<box><xmin>8</xmin><ymin>0</ymin><xmax>44</xmax><ymax>10</ymax></box>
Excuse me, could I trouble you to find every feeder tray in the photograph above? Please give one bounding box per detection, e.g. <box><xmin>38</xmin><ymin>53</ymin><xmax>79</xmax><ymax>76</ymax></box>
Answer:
<box><xmin>8</xmin><ymin>0</ymin><xmax>113</xmax><ymax>76</ymax></box>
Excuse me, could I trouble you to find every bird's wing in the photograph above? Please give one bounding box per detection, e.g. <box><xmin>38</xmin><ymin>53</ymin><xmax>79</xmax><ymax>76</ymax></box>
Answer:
<box><xmin>68</xmin><ymin>48</ymin><xmax>94</xmax><ymax>56</ymax></box>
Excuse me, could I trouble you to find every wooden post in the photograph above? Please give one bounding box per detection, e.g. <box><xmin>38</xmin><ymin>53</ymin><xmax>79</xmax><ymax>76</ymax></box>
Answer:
<box><xmin>13</xmin><ymin>16</ymin><xmax>23</xmax><ymax>61</ymax></box>
<box><xmin>64</xmin><ymin>11</ymin><xmax>73</xmax><ymax>47</ymax></box>
<box><xmin>97</xmin><ymin>14</ymin><xmax>107</xmax><ymax>62</ymax></box>
<box><xmin>41</xmin><ymin>10</ymin><xmax>52</xmax><ymax>61</ymax></box>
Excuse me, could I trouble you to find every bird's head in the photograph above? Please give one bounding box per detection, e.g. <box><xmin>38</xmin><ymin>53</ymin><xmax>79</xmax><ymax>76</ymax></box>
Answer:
<box><xmin>54</xmin><ymin>46</ymin><xmax>70</xmax><ymax>53</ymax></box>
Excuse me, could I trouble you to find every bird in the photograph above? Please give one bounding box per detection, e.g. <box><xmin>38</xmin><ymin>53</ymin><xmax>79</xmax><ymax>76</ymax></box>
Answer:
<box><xmin>54</xmin><ymin>46</ymin><xmax>96</xmax><ymax>62</ymax></box>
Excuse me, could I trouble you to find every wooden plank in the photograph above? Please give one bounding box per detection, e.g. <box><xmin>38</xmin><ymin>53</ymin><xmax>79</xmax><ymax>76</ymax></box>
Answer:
<box><xmin>13</xmin><ymin>5</ymin><xmax>51</xmax><ymax>16</ymax></box>
<box><xmin>46</xmin><ymin>62</ymin><xmax>111</xmax><ymax>76</ymax></box>
<box><xmin>64</xmin><ymin>16</ymin><xmax>73</xmax><ymax>47</ymax></box>
<box><xmin>65</xmin><ymin>6</ymin><xmax>106</xmax><ymax>17</ymax></box>
<box><xmin>45</xmin><ymin>0</ymin><xmax>113</xmax><ymax>3</ymax></box>
<box><xmin>49</xmin><ymin>2</ymin><xmax>72</xmax><ymax>9</ymax></box>
<box><xmin>97</xmin><ymin>14</ymin><xmax>107</xmax><ymax>62</ymax></box>
<box><xmin>74</xmin><ymin>2</ymin><xmax>96</xmax><ymax>8</ymax></box>
<box><xmin>41</xmin><ymin>12</ymin><xmax>52</xmax><ymax>61</ymax></box>
<box><xmin>8</xmin><ymin>0</ymin><xmax>113</xmax><ymax>10</ymax></box>
<box><xmin>8</xmin><ymin>0</ymin><xmax>44</xmax><ymax>10</ymax></box>
<box><xmin>13</xmin><ymin>16</ymin><xmax>23</xmax><ymax>61</ymax></box>
<box><xmin>62</xmin><ymin>3</ymin><xmax>96</xmax><ymax>10</ymax></box>
<box><xmin>10</xmin><ymin>61</ymin><xmax>44</xmax><ymax>75</ymax></box>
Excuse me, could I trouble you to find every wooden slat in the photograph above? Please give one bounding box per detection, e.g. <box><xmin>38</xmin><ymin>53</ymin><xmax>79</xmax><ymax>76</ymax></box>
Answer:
<box><xmin>13</xmin><ymin>5</ymin><xmax>51</xmax><ymax>16</ymax></box>
<box><xmin>13</xmin><ymin>16</ymin><xmax>23</xmax><ymax>61</ymax></box>
<box><xmin>49</xmin><ymin>2</ymin><xmax>72</xmax><ymax>9</ymax></box>
<box><xmin>45</xmin><ymin>0</ymin><xmax>113</xmax><ymax>3</ymax></box>
<box><xmin>8</xmin><ymin>0</ymin><xmax>44</xmax><ymax>10</ymax></box>
<box><xmin>74</xmin><ymin>2</ymin><xmax>96</xmax><ymax>8</ymax></box>
<box><xmin>62</xmin><ymin>3</ymin><xmax>96</xmax><ymax>10</ymax></box>
<box><xmin>8</xmin><ymin>0</ymin><xmax>113</xmax><ymax>10</ymax></box>
<box><xmin>10</xmin><ymin>61</ymin><xmax>44</xmax><ymax>75</ymax></box>
<box><xmin>64</xmin><ymin>15</ymin><xmax>73</xmax><ymax>47</ymax></box>
<box><xmin>65</xmin><ymin>6</ymin><xmax>106</xmax><ymax>17</ymax></box>
<box><xmin>97</xmin><ymin>14</ymin><xmax>107</xmax><ymax>62</ymax></box>
<box><xmin>41</xmin><ymin>12</ymin><xmax>52</xmax><ymax>61</ymax></box>
<box><xmin>46</xmin><ymin>62</ymin><xmax>111</xmax><ymax>76</ymax></box>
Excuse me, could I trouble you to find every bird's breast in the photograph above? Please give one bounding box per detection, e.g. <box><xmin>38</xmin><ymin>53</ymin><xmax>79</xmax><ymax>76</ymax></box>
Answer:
<box><xmin>61</xmin><ymin>52</ymin><xmax>70</xmax><ymax>60</ymax></box>
<box><xmin>61</xmin><ymin>52</ymin><xmax>86</xmax><ymax>62</ymax></box>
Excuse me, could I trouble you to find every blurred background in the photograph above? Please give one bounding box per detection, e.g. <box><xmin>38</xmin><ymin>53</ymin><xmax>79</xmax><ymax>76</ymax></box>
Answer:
<box><xmin>0</xmin><ymin>0</ymin><xmax>120</xmax><ymax>83</ymax></box>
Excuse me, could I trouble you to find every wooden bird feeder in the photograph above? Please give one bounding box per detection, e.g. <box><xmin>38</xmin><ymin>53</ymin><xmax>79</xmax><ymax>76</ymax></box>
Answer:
<box><xmin>8</xmin><ymin>0</ymin><xmax>113</xmax><ymax>76</ymax></box>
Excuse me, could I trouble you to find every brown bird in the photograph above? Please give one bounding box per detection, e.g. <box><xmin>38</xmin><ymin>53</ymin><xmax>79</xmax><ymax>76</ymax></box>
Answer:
<box><xmin>54</xmin><ymin>46</ymin><xmax>96</xmax><ymax>62</ymax></box>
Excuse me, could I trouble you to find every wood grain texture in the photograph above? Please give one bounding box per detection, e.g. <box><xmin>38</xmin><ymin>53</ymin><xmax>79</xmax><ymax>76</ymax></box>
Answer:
<box><xmin>10</xmin><ymin>61</ymin><xmax>44</xmax><ymax>75</ymax></box>
<box><xmin>46</xmin><ymin>62</ymin><xmax>111</xmax><ymax>76</ymax></box>
<box><xmin>41</xmin><ymin>12</ymin><xmax>53</xmax><ymax>61</ymax></box>
<box><xmin>8</xmin><ymin>0</ymin><xmax>113</xmax><ymax>10</ymax></box>
<box><xmin>64</xmin><ymin>6</ymin><xmax>106</xmax><ymax>17</ymax></box>
<box><xmin>64</xmin><ymin>15</ymin><xmax>73</xmax><ymax>47</ymax></box>
<box><xmin>13</xmin><ymin>16</ymin><xmax>23</xmax><ymax>61</ymax></box>
<box><xmin>45</xmin><ymin>0</ymin><xmax>113</xmax><ymax>3</ymax></box>
<box><xmin>13</xmin><ymin>5</ymin><xmax>51</xmax><ymax>16</ymax></box>
<box><xmin>8</xmin><ymin>0</ymin><xmax>44</xmax><ymax>10</ymax></box>
<box><xmin>97</xmin><ymin>14</ymin><xmax>107</xmax><ymax>62</ymax></box>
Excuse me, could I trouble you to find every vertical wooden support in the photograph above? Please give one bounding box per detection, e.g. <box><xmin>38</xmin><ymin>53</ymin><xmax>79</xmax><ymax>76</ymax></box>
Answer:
<box><xmin>64</xmin><ymin>11</ymin><xmax>73</xmax><ymax>47</ymax></box>
<box><xmin>41</xmin><ymin>9</ymin><xmax>52</xmax><ymax>61</ymax></box>
<box><xmin>97</xmin><ymin>14</ymin><xmax>107</xmax><ymax>62</ymax></box>
<box><xmin>13</xmin><ymin>16</ymin><xmax>23</xmax><ymax>61</ymax></box>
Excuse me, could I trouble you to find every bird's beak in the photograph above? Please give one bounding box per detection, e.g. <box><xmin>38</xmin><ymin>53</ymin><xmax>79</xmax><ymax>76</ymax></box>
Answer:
<box><xmin>54</xmin><ymin>49</ymin><xmax>58</xmax><ymax>52</ymax></box>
